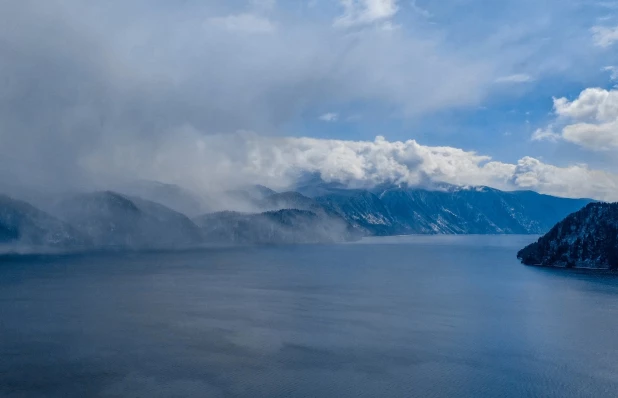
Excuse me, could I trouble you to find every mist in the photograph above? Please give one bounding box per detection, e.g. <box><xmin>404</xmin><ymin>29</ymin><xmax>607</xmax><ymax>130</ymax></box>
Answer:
<box><xmin>0</xmin><ymin>0</ymin><xmax>494</xmax><ymax>199</ymax></box>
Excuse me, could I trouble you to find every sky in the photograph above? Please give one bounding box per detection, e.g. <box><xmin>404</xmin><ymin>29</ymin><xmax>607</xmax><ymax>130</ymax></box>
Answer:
<box><xmin>1</xmin><ymin>0</ymin><xmax>618</xmax><ymax>200</ymax></box>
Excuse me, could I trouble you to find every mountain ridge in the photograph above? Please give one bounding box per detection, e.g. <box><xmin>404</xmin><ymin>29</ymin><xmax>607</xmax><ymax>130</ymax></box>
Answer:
<box><xmin>0</xmin><ymin>182</ymin><xmax>594</xmax><ymax>253</ymax></box>
<box><xmin>311</xmin><ymin>184</ymin><xmax>591</xmax><ymax>236</ymax></box>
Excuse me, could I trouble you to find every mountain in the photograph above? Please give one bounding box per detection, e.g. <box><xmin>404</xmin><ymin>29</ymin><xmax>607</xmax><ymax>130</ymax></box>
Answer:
<box><xmin>517</xmin><ymin>202</ymin><xmax>618</xmax><ymax>269</ymax></box>
<box><xmin>212</xmin><ymin>185</ymin><xmax>279</xmax><ymax>213</ymax></box>
<box><xmin>51</xmin><ymin>191</ymin><xmax>202</xmax><ymax>250</ymax></box>
<box><xmin>245</xmin><ymin>184</ymin><xmax>278</xmax><ymax>201</ymax></box>
<box><xmin>0</xmin><ymin>195</ymin><xmax>85</xmax><ymax>250</ymax></box>
<box><xmin>115</xmin><ymin>180</ymin><xmax>205</xmax><ymax>217</ymax></box>
<box><xmin>194</xmin><ymin>208</ymin><xmax>360</xmax><ymax>244</ymax></box>
<box><xmin>258</xmin><ymin>191</ymin><xmax>348</xmax><ymax>219</ymax></box>
<box><xmin>294</xmin><ymin>175</ymin><xmax>350</xmax><ymax>198</ymax></box>
<box><xmin>306</xmin><ymin>184</ymin><xmax>592</xmax><ymax>235</ymax></box>
<box><xmin>192</xmin><ymin>190</ymin><xmax>363</xmax><ymax>244</ymax></box>
<box><xmin>0</xmin><ymin>179</ymin><xmax>596</xmax><ymax>254</ymax></box>
<box><xmin>315</xmin><ymin>190</ymin><xmax>396</xmax><ymax>236</ymax></box>
<box><xmin>260</xmin><ymin>191</ymin><xmax>317</xmax><ymax>211</ymax></box>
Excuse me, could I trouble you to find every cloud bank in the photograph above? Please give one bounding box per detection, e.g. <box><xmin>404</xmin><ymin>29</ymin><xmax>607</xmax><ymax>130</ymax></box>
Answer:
<box><xmin>87</xmin><ymin>131</ymin><xmax>618</xmax><ymax>201</ymax></box>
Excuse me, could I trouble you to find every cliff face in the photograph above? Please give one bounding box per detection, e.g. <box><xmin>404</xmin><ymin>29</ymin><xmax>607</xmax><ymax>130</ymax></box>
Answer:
<box><xmin>517</xmin><ymin>202</ymin><xmax>618</xmax><ymax>269</ymax></box>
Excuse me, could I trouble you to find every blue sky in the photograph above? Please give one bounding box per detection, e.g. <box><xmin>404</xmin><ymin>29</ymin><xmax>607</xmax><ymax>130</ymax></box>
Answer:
<box><xmin>281</xmin><ymin>0</ymin><xmax>618</xmax><ymax>163</ymax></box>
<box><xmin>1</xmin><ymin>0</ymin><xmax>618</xmax><ymax>199</ymax></box>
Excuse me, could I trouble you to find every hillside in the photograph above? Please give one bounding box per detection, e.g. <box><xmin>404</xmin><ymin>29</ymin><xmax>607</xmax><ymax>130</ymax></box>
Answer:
<box><xmin>517</xmin><ymin>202</ymin><xmax>618</xmax><ymax>269</ymax></box>
<box><xmin>51</xmin><ymin>191</ymin><xmax>202</xmax><ymax>250</ymax></box>
<box><xmin>312</xmin><ymin>185</ymin><xmax>591</xmax><ymax>235</ymax></box>
<box><xmin>194</xmin><ymin>208</ymin><xmax>360</xmax><ymax>244</ymax></box>
<box><xmin>0</xmin><ymin>195</ymin><xmax>85</xmax><ymax>250</ymax></box>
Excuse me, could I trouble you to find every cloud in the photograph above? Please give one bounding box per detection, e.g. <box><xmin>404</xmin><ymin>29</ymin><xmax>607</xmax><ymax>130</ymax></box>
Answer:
<box><xmin>531</xmin><ymin>127</ymin><xmax>560</xmax><ymax>142</ymax></box>
<box><xmin>319</xmin><ymin>112</ymin><xmax>339</xmax><ymax>122</ymax></box>
<box><xmin>534</xmin><ymin>88</ymin><xmax>618</xmax><ymax>150</ymax></box>
<box><xmin>0</xmin><ymin>0</ymin><xmax>498</xmax><ymax>193</ymax></box>
<box><xmin>509</xmin><ymin>156</ymin><xmax>618</xmax><ymax>200</ymax></box>
<box><xmin>561</xmin><ymin>120</ymin><xmax>618</xmax><ymax>150</ymax></box>
<box><xmin>603</xmin><ymin>66</ymin><xmax>618</xmax><ymax>81</ymax></box>
<box><xmin>87</xmin><ymin>131</ymin><xmax>618</xmax><ymax>201</ymax></box>
<box><xmin>554</xmin><ymin>88</ymin><xmax>618</xmax><ymax>122</ymax></box>
<box><xmin>591</xmin><ymin>25</ymin><xmax>618</xmax><ymax>47</ymax></box>
<box><xmin>334</xmin><ymin>0</ymin><xmax>399</xmax><ymax>27</ymax></box>
<box><xmin>208</xmin><ymin>14</ymin><xmax>276</xmax><ymax>33</ymax></box>
<box><xmin>495</xmin><ymin>74</ymin><xmax>534</xmax><ymax>83</ymax></box>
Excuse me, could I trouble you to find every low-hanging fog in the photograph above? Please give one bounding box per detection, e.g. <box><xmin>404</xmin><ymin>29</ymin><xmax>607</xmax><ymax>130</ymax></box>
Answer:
<box><xmin>1</xmin><ymin>0</ymin><xmax>618</xmax><ymax>206</ymax></box>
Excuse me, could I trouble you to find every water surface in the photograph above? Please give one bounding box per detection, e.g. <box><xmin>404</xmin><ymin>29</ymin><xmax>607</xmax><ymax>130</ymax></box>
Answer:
<box><xmin>2</xmin><ymin>235</ymin><xmax>618</xmax><ymax>397</ymax></box>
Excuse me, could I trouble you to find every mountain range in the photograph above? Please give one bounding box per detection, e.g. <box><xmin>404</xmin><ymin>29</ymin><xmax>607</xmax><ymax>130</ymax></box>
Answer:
<box><xmin>303</xmin><ymin>182</ymin><xmax>591</xmax><ymax>235</ymax></box>
<box><xmin>0</xmin><ymin>180</ymin><xmax>593</xmax><ymax>253</ymax></box>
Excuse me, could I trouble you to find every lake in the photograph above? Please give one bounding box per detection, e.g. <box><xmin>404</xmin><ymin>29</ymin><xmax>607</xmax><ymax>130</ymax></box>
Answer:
<box><xmin>2</xmin><ymin>235</ymin><xmax>618</xmax><ymax>397</ymax></box>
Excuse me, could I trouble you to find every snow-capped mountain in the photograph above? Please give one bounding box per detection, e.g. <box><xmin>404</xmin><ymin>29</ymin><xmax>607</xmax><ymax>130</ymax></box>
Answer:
<box><xmin>517</xmin><ymin>202</ymin><xmax>618</xmax><ymax>269</ymax></box>
<box><xmin>309</xmin><ymin>184</ymin><xmax>592</xmax><ymax>235</ymax></box>
<box><xmin>216</xmin><ymin>181</ymin><xmax>591</xmax><ymax>237</ymax></box>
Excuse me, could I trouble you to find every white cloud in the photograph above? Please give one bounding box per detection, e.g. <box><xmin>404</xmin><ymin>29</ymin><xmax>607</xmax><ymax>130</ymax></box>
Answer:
<box><xmin>554</xmin><ymin>88</ymin><xmax>618</xmax><ymax>122</ymax></box>
<box><xmin>591</xmin><ymin>25</ymin><xmax>618</xmax><ymax>47</ymax></box>
<box><xmin>533</xmin><ymin>88</ymin><xmax>618</xmax><ymax>150</ymax></box>
<box><xmin>208</xmin><ymin>13</ymin><xmax>276</xmax><ymax>33</ymax></box>
<box><xmin>509</xmin><ymin>157</ymin><xmax>618</xmax><ymax>200</ymax></box>
<box><xmin>90</xmin><ymin>131</ymin><xmax>618</xmax><ymax>202</ymax></box>
<box><xmin>603</xmin><ymin>66</ymin><xmax>618</xmax><ymax>81</ymax></box>
<box><xmin>319</xmin><ymin>112</ymin><xmax>339</xmax><ymax>122</ymax></box>
<box><xmin>531</xmin><ymin>127</ymin><xmax>560</xmax><ymax>142</ymax></box>
<box><xmin>334</xmin><ymin>0</ymin><xmax>399</xmax><ymax>28</ymax></box>
<box><xmin>495</xmin><ymin>74</ymin><xmax>533</xmax><ymax>83</ymax></box>
<box><xmin>562</xmin><ymin>120</ymin><xmax>618</xmax><ymax>150</ymax></box>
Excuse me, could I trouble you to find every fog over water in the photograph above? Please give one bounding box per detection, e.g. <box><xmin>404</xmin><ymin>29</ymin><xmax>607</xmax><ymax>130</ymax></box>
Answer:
<box><xmin>3</xmin><ymin>236</ymin><xmax>618</xmax><ymax>397</ymax></box>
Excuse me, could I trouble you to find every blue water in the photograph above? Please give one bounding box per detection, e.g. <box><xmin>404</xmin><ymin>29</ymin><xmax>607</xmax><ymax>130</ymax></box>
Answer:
<box><xmin>2</xmin><ymin>235</ymin><xmax>618</xmax><ymax>397</ymax></box>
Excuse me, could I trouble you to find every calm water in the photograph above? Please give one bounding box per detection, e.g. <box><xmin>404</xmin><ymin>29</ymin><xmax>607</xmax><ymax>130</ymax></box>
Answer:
<box><xmin>2</xmin><ymin>235</ymin><xmax>618</xmax><ymax>397</ymax></box>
